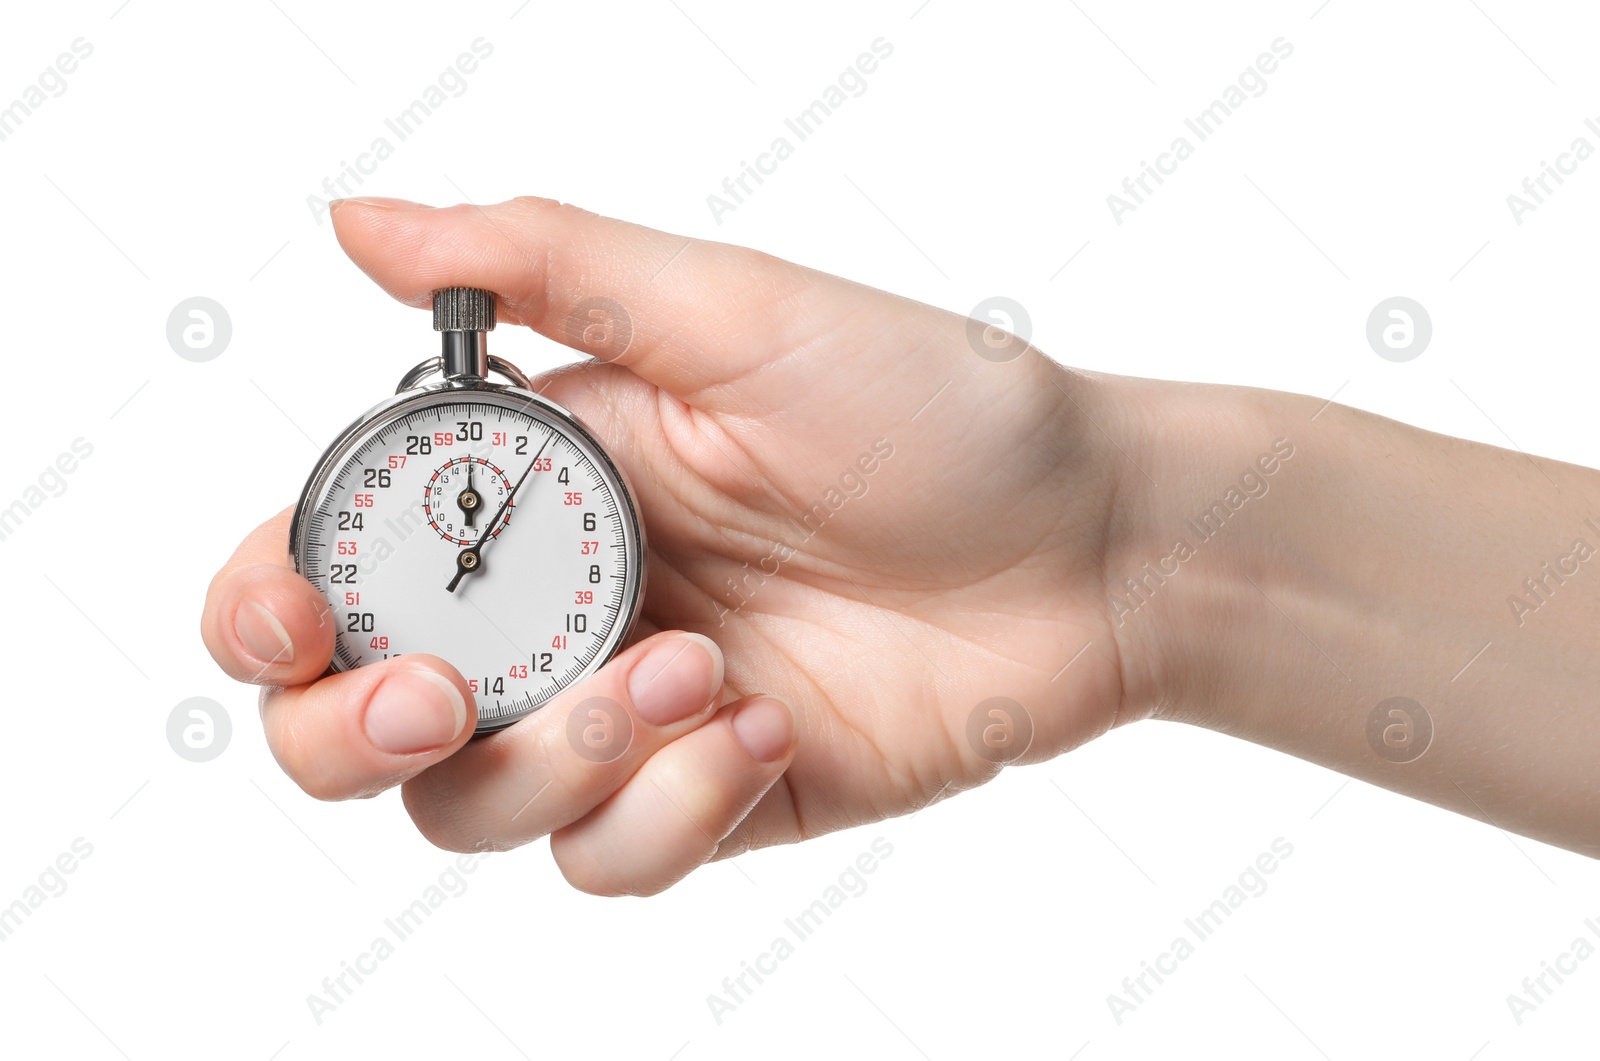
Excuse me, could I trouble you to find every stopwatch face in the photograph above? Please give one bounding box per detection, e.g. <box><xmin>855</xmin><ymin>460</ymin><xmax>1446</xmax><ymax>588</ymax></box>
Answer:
<box><xmin>291</xmin><ymin>384</ymin><xmax>645</xmax><ymax>733</ymax></box>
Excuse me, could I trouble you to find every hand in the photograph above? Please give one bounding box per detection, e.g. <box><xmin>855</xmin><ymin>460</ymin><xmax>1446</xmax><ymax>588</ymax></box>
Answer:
<box><xmin>200</xmin><ymin>196</ymin><xmax>1133</xmax><ymax>895</ymax></box>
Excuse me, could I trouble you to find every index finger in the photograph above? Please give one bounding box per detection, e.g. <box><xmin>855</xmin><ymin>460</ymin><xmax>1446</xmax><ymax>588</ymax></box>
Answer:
<box><xmin>200</xmin><ymin>506</ymin><xmax>337</xmax><ymax>686</ymax></box>
<box><xmin>327</xmin><ymin>196</ymin><xmax>890</xmax><ymax>410</ymax></box>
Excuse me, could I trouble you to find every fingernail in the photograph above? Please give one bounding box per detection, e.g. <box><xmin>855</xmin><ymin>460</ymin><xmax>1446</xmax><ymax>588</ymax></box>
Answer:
<box><xmin>331</xmin><ymin>196</ymin><xmax>433</xmax><ymax>211</ymax></box>
<box><xmin>629</xmin><ymin>633</ymin><xmax>721</xmax><ymax>726</ymax></box>
<box><xmin>365</xmin><ymin>669</ymin><xmax>467</xmax><ymax>754</ymax></box>
<box><xmin>235</xmin><ymin>599</ymin><xmax>294</xmax><ymax>665</ymax></box>
<box><xmin>732</xmin><ymin>697</ymin><xmax>794</xmax><ymax>763</ymax></box>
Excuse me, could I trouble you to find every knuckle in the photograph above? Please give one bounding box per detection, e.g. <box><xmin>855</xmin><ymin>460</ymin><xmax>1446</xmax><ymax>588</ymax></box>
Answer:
<box><xmin>401</xmin><ymin>779</ymin><xmax>523</xmax><ymax>855</ymax></box>
<box><xmin>292</xmin><ymin>765</ymin><xmax>355</xmax><ymax>803</ymax></box>
<box><xmin>403</xmin><ymin>797</ymin><xmax>477</xmax><ymax>853</ymax></box>
<box><xmin>655</xmin><ymin>760</ymin><xmax>723</xmax><ymax>829</ymax></box>
<box><xmin>506</xmin><ymin>195</ymin><xmax>594</xmax><ymax>225</ymax></box>
<box><xmin>529</xmin><ymin>706</ymin><xmax>624</xmax><ymax>806</ymax></box>
<box><xmin>261</xmin><ymin>695</ymin><xmax>359</xmax><ymax>802</ymax></box>
<box><xmin>552</xmin><ymin>839</ymin><xmax>627</xmax><ymax>897</ymax></box>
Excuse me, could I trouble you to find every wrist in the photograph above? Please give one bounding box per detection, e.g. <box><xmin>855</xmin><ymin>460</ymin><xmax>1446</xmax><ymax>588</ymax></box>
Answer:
<box><xmin>1095</xmin><ymin>375</ymin><xmax>1321</xmax><ymax>729</ymax></box>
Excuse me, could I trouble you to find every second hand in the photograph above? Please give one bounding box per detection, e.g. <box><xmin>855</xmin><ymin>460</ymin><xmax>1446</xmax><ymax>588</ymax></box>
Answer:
<box><xmin>446</xmin><ymin>433</ymin><xmax>552</xmax><ymax>593</ymax></box>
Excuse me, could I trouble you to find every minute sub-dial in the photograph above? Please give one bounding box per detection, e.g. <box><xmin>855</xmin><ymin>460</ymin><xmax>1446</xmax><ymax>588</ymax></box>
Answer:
<box><xmin>423</xmin><ymin>457</ymin><xmax>511</xmax><ymax>545</ymax></box>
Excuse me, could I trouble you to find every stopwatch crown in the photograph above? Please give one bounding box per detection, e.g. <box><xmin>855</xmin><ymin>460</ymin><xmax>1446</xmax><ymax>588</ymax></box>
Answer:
<box><xmin>432</xmin><ymin>287</ymin><xmax>497</xmax><ymax>333</ymax></box>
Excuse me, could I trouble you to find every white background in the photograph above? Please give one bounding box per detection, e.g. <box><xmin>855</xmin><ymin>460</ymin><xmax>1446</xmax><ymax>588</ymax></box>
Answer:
<box><xmin>2</xmin><ymin>1</ymin><xmax>1597</xmax><ymax>1057</ymax></box>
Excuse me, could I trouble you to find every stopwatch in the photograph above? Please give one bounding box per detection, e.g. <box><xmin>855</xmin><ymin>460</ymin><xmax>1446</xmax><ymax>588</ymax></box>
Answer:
<box><xmin>290</xmin><ymin>288</ymin><xmax>646</xmax><ymax>734</ymax></box>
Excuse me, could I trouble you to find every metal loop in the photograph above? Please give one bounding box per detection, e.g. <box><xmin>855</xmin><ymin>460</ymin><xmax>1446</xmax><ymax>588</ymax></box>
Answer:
<box><xmin>394</xmin><ymin>355</ymin><xmax>534</xmax><ymax>394</ymax></box>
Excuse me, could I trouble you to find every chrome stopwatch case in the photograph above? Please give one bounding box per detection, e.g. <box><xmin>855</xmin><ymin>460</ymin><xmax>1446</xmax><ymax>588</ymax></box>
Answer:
<box><xmin>289</xmin><ymin>288</ymin><xmax>646</xmax><ymax>734</ymax></box>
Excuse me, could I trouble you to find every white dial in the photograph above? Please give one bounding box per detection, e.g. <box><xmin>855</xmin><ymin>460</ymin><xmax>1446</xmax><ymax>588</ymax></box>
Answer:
<box><xmin>293</xmin><ymin>386</ymin><xmax>644</xmax><ymax>732</ymax></box>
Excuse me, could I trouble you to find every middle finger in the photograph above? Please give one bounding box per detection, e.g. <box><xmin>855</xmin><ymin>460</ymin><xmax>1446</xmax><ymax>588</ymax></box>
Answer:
<box><xmin>400</xmin><ymin>629</ymin><xmax>725</xmax><ymax>851</ymax></box>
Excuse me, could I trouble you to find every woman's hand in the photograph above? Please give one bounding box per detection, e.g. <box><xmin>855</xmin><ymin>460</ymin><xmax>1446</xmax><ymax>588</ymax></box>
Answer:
<box><xmin>201</xmin><ymin>196</ymin><xmax>1136</xmax><ymax>894</ymax></box>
